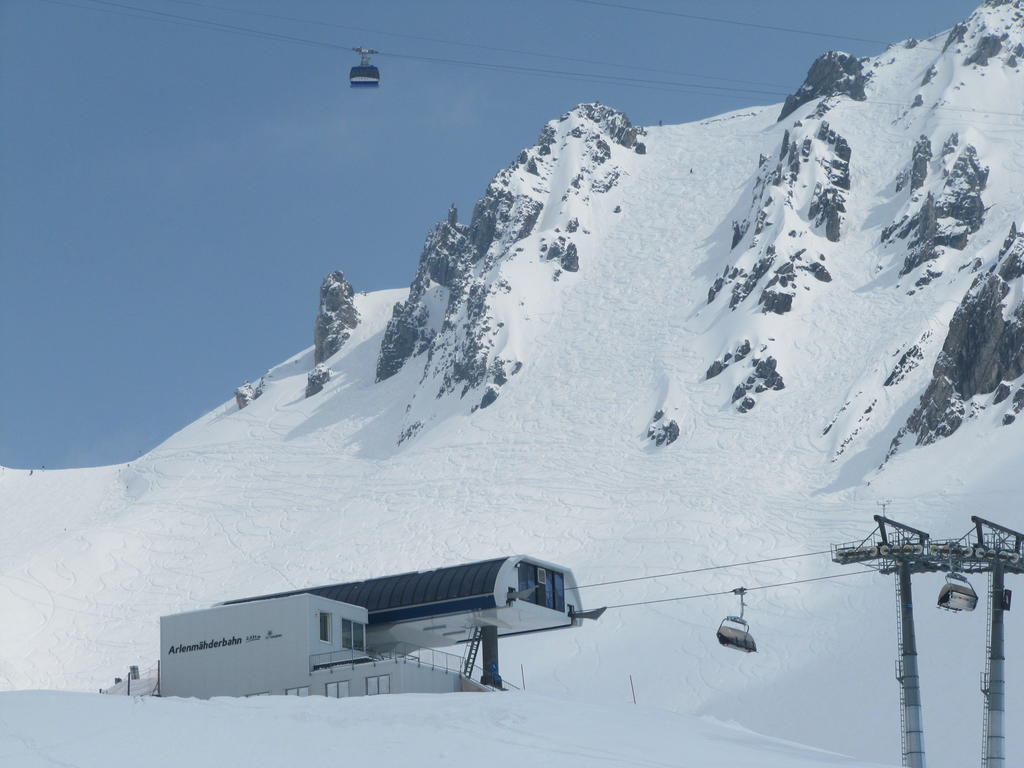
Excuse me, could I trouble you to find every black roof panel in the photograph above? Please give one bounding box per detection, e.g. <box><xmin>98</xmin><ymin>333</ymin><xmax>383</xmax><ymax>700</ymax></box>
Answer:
<box><xmin>222</xmin><ymin>557</ymin><xmax>510</xmax><ymax>614</ymax></box>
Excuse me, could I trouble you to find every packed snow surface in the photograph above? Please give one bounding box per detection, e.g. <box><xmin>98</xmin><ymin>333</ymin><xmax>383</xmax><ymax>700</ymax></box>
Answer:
<box><xmin>0</xmin><ymin>691</ymin><xmax>893</xmax><ymax>768</ymax></box>
<box><xmin>4</xmin><ymin>3</ymin><xmax>1024</xmax><ymax>767</ymax></box>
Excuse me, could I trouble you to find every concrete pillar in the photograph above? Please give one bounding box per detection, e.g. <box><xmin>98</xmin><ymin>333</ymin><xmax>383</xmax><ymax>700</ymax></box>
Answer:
<box><xmin>480</xmin><ymin>626</ymin><xmax>500</xmax><ymax>688</ymax></box>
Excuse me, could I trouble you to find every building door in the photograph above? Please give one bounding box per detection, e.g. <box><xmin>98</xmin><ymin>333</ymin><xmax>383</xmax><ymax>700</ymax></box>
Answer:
<box><xmin>326</xmin><ymin>681</ymin><xmax>350</xmax><ymax>698</ymax></box>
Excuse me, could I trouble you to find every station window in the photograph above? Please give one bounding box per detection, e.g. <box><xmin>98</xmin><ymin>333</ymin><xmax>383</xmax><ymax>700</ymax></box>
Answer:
<box><xmin>366</xmin><ymin>674</ymin><xmax>390</xmax><ymax>696</ymax></box>
<box><xmin>342</xmin><ymin>618</ymin><xmax>352</xmax><ymax>648</ymax></box>
<box><xmin>342</xmin><ymin>619</ymin><xmax>366</xmax><ymax>650</ymax></box>
<box><xmin>517</xmin><ymin>563</ymin><xmax>566</xmax><ymax>611</ymax></box>
<box><xmin>319</xmin><ymin>612</ymin><xmax>332</xmax><ymax>643</ymax></box>
<box><xmin>285</xmin><ymin>686</ymin><xmax>310</xmax><ymax>696</ymax></box>
<box><xmin>325</xmin><ymin>681</ymin><xmax>350</xmax><ymax>698</ymax></box>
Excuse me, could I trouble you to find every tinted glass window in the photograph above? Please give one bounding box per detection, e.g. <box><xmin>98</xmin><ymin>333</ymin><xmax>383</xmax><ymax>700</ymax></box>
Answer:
<box><xmin>552</xmin><ymin>572</ymin><xmax>565</xmax><ymax>611</ymax></box>
<box><xmin>342</xmin><ymin>619</ymin><xmax>353</xmax><ymax>648</ymax></box>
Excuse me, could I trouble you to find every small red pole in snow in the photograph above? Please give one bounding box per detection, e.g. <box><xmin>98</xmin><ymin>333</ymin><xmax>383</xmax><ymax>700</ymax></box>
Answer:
<box><xmin>629</xmin><ymin>675</ymin><xmax>637</xmax><ymax>705</ymax></box>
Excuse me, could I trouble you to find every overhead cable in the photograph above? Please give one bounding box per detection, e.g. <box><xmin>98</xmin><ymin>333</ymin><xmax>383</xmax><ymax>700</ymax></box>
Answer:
<box><xmin>154</xmin><ymin>0</ymin><xmax>795</xmax><ymax>89</ymax></box>
<box><xmin>42</xmin><ymin>0</ymin><xmax>1024</xmax><ymax>121</ymax></box>
<box><xmin>570</xmin><ymin>550</ymin><xmax>832</xmax><ymax>590</ymax></box>
<box><xmin>43</xmin><ymin>0</ymin><xmax>788</xmax><ymax>100</ymax></box>
<box><xmin>561</xmin><ymin>0</ymin><xmax>943</xmax><ymax>51</ymax></box>
<box><xmin>603</xmin><ymin>570</ymin><xmax>876</xmax><ymax>610</ymax></box>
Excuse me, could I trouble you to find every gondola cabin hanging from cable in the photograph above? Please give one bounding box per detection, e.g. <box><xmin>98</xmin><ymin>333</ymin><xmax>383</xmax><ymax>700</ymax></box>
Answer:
<box><xmin>717</xmin><ymin>587</ymin><xmax>757</xmax><ymax>653</ymax></box>
<box><xmin>350</xmin><ymin>47</ymin><xmax>380</xmax><ymax>88</ymax></box>
<box><xmin>937</xmin><ymin>572</ymin><xmax>978</xmax><ymax>612</ymax></box>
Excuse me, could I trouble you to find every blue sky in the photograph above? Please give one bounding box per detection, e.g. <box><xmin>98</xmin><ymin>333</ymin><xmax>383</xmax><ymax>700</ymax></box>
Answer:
<box><xmin>0</xmin><ymin>0</ymin><xmax>979</xmax><ymax>468</ymax></box>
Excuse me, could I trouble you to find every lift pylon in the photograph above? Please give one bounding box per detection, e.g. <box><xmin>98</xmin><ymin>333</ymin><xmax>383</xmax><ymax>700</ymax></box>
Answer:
<box><xmin>833</xmin><ymin>515</ymin><xmax>931</xmax><ymax>768</ymax></box>
<box><xmin>834</xmin><ymin>514</ymin><xmax>1024</xmax><ymax>768</ymax></box>
<box><xmin>963</xmin><ymin>517</ymin><xmax>1023</xmax><ymax>768</ymax></box>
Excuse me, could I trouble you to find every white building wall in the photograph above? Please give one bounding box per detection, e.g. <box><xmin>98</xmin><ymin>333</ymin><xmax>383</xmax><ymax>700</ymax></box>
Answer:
<box><xmin>160</xmin><ymin>594</ymin><xmax>367</xmax><ymax>698</ymax></box>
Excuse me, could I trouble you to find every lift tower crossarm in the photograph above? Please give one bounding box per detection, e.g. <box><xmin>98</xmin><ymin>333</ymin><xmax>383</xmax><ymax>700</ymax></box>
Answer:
<box><xmin>971</xmin><ymin>517</ymin><xmax>1024</xmax><ymax>554</ymax></box>
<box><xmin>875</xmin><ymin>515</ymin><xmax>931</xmax><ymax>546</ymax></box>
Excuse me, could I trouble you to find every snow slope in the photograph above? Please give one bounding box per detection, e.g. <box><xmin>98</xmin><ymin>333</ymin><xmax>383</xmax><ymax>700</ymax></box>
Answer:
<box><xmin>3</xmin><ymin>3</ymin><xmax>1024</xmax><ymax>767</ymax></box>
<box><xmin>0</xmin><ymin>691</ymin><xmax>893</xmax><ymax>768</ymax></box>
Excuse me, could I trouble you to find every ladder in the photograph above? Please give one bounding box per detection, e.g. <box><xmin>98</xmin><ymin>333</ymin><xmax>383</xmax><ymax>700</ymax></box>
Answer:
<box><xmin>462</xmin><ymin>627</ymin><xmax>482</xmax><ymax>679</ymax></box>
<box><xmin>894</xmin><ymin>573</ymin><xmax>908</xmax><ymax>767</ymax></box>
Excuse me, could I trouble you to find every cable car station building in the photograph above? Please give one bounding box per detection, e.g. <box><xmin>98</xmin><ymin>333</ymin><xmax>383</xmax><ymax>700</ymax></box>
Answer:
<box><xmin>159</xmin><ymin>556</ymin><xmax>589</xmax><ymax>699</ymax></box>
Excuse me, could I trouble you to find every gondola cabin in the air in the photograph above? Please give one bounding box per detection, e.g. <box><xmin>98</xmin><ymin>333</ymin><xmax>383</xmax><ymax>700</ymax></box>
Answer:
<box><xmin>716</xmin><ymin>587</ymin><xmax>757</xmax><ymax>653</ymax></box>
<box><xmin>350</xmin><ymin>47</ymin><xmax>380</xmax><ymax>88</ymax></box>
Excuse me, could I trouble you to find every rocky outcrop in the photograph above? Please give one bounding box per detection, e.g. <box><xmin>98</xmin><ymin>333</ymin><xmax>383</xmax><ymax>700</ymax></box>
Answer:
<box><xmin>646</xmin><ymin>410</ymin><xmax>680</xmax><ymax>446</ymax></box>
<box><xmin>305</xmin><ymin>364</ymin><xmax>331</xmax><ymax>398</ymax></box>
<box><xmin>965</xmin><ymin>33</ymin><xmax>1004</xmax><ymax>65</ymax></box>
<box><xmin>891</xmin><ymin>223</ymin><xmax>1024</xmax><ymax>449</ymax></box>
<box><xmin>314</xmin><ymin>271</ymin><xmax>360</xmax><ymax>365</ymax></box>
<box><xmin>711</xmin><ymin>119</ymin><xmax>848</xmax><ymax>316</ymax></box>
<box><xmin>895</xmin><ymin>136</ymin><xmax>932</xmax><ymax>194</ymax></box>
<box><xmin>731</xmin><ymin>356</ymin><xmax>786</xmax><ymax>413</ymax></box>
<box><xmin>884</xmin><ymin>341</ymin><xmax>927</xmax><ymax>387</ymax></box>
<box><xmin>234</xmin><ymin>378</ymin><xmax>264</xmax><ymax>410</ymax></box>
<box><xmin>778</xmin><ymin>51</ymin><xmax>868</xmax><ymax>121</ymax></box>
<box><xmin>376</xmin><ymin>205</ymin><xmax>470</xmax><ymax>382</ymax></box>
<box><xmin>706</xmin><ymin>340</ymin><xmax>751</xmax><ymax>379</ymax></box>
<box><xmin>375</xmin><ymin>104</ymin><xmax>642</xmax><ymax>439</ymax></box>
<box><xmin>882</xmin><ymin>139</ymin><xmax>989</xmax><ymax>276</ymax></box>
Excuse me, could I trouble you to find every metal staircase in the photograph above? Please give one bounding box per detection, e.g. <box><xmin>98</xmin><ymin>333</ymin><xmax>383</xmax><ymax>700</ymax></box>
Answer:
<box><xmin>462</xmin><ymin>627</ymin><xmax>482</xmax><ymax>679</ymax></box>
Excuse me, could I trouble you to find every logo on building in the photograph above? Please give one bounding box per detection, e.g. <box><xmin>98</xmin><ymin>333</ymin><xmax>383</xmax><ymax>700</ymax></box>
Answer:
<box><xmin>167</xmin><ymin>636</ymin><xmax>242</xmax><ymax>655</ymax></box>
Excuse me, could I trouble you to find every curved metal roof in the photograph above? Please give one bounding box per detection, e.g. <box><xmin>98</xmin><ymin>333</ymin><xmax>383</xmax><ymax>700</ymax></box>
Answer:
<box><xmin>222</xmin><ymin>557</ymin><xmax>509</xmax><ymax>620</ymax></box>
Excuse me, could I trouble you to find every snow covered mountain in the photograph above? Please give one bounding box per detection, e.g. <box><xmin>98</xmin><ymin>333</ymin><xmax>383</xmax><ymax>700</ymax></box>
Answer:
<box><xmin>4</xmin><ymin>2</ymin><xmax>1024</xmax><ymax>766</ymax></box>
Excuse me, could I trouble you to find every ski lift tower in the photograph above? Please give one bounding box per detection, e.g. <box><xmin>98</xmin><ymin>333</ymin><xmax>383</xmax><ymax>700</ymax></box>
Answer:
<box><xmin>832</xmin><ymin>515</ymin><xmax>935</xmax><ymax>768</ymax></box>
<box><xmin>931</xmin><ymin>517</ymin><xmax>1024</xmax><ymax>768</ymax></box>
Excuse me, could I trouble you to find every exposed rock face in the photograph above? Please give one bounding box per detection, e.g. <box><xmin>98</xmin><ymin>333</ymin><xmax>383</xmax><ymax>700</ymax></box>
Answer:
<box><xmin>377</xmin><ymin>205</ymin><xmax>470</xmax><ymax>382</ymax></box>
<box><xmin>647</xmin><ymin>410</ymin><xmax>680</xmax><ymax>446</ymax></box>
<box><xmin>710</xmin><ymin>120</ymin><xmax>847</xmax><ymax>315</ymax></box>
<box><xmin>728</xmin><ymin>355</ymin><xmax>786</xmax><ymax>412</ymax></box>
<box><xmin>965</xmin><ymin>33</ymin><xmax>1004</xmax><ymax>65</ymax></box>
<box><xmin>892</xmin><ymin>223</ymin><xmax>1024</xmax><ymax>448</ymax></box>
<box><xmin>884</xmin><ymin>343</ymin><xmax>927</xmax><ymax>387</ymax></box>
<box><xmin>314</xmin><ymin>271</ymin><xmax>360</xmax><ymax>365</ymax></box>
<box><xmin>778</xmin><ymin>51</ymin><xmax>868</xmax><ymax>121</ymax></box>
<box><xmin>706</xmin><ymin>340</ymin><xmax>751</xmax><ymax>379</ymax></box>
<box><xmin>375</xmin><ymin>104</ymin><xmax>642</xmax><ymax>439</ymax></box>
<box><xmin>235</xmin><ymin>378</ymin><xmax>264</xmax><ymax>410</ymax></box>
<box><xmin>882</xmin><ymin>139</ymin><xmax>989</xmax><ymax>276</ymax></box>
<box><xmin>305</xmin><ymin>364</ymin><xmax>331</xmax><ymax>398</ymax></box>
<box><xmin>896</xmin><ymin>136</ymin><xmax>932</xmax><ymax>194</ymax></box>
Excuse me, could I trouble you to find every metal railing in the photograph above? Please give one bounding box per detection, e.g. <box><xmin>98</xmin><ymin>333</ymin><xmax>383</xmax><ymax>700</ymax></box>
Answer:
<box><xmin>309</xmin><ymin>643</ymin><xmax>464</xmax><ymax>676</ymax></box>
<box><xmin>100</xmin><ymin>661</ymin><xmax>161</xmax><ymax>696</ymax></box>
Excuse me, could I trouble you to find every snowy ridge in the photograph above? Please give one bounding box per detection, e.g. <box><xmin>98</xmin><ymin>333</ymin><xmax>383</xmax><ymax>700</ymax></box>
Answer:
<box><xmin>3</xmin><ymin>5</ymin><xmax>1024</xmax><ymax>767</ymax></box>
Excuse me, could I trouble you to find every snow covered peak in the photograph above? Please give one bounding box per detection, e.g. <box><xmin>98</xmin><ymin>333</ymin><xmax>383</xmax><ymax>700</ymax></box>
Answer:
<box><xmin>374</xmin><ymin>102</ymin><xmax>645</xmax><ymax>442</ymax></box>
